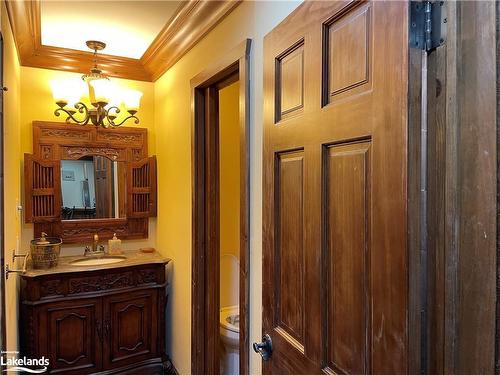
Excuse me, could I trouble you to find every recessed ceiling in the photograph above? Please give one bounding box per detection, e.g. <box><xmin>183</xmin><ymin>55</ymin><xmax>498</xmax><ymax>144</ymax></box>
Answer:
<box><xmin>40</xmin><ymin>1</ymin><xmax>182</xmax><ymax>59</ymax></box>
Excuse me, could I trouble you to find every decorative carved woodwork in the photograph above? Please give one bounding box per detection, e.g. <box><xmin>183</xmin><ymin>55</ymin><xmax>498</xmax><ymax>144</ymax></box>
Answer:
<box><xmin>62</xmin><ymin>147</ymin><xmax>122</xmax><ymax>161</ymax></box>
<box><xmin>24</xmin><ymin>154</ymin><xmax>61</xmax><ymax>223</ymax></box>
<box><xmin>40</xmin><ymin>279</ymin><xmax>64</xmax><ymax>298</ymax></box>
<box><xmin>128</xmin><ymin>157</ymin><xmax>157</xmax><ymax>218</ymax></box>
<box><xmin>5</xmin><ymin>0</ymin><xmax>241</xmax><ymax>82</ymax></box>
<box><xmin>20</xmin><ymin>261</ymin><xmax>170</xmax><ymax>374</ymax></box>
<box><xmin>24</xmin><ymin>121</ymin><xmax>157</xmax><ymax>244</ymax></box>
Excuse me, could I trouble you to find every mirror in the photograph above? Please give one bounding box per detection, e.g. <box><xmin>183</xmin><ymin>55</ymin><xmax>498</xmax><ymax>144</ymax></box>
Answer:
<box><xmin>60</xmin><ymin>156</ymin><xmax>125</xmax><ymax>220</ymax></box>
<box><xmin>26</xmin><ymin>122</ymin><xmax>156</xmax><ymax>244</ymax></box>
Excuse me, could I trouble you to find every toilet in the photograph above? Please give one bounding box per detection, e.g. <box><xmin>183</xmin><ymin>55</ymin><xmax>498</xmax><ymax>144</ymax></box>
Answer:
<box><xmin>220</xmin><ymin>254</ymin><xmax>240</xmax><ymax>374</ymax></box>
<box><xmin>220</xmin><ymin>305</ymin><xmax>239</xmax><ymax>374</ymax></box>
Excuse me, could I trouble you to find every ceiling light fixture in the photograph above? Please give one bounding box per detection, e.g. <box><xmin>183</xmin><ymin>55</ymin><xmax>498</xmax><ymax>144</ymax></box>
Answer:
<box><xmin>50</xmin><ymin>40</ymin><xmax>143</xmax><ymax>128</ymax></box>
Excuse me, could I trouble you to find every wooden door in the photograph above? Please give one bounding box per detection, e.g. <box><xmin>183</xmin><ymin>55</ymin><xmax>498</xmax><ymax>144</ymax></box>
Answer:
<box><xmin>103</xmin><ymin>289</ymin><xmax>158</xmax><ymax>369</ymax></box>
<box><xmin>38</xmin><ymin>298</ymin><xmax>102</xmax><ymax>374</ymax></box>
<box><xmin>262</xmin><ymin>1</ymin><xmax>408</xmax><ymax>374</ymax></box>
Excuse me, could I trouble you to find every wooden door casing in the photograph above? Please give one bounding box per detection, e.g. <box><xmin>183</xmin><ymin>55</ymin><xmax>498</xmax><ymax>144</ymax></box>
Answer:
<box><xmin>103</xmin><ymin>290</ymin><xmax>158</xmax><ymax>369</ymax></box>
<box><xmin>262</xmin><ymin>1</ymin><xmax>408</xmax><ymax>374</ymax></box>
<box><xmin>38</xmin><ymin>298</ymin><xmax>102</xmax><ymax>374</ymax></box>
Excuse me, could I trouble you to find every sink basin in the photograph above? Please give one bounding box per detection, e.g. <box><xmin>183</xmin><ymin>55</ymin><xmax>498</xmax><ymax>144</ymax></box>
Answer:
<box><xmin>69</xmin><ymin>256</ymin><xmax>127</xmax><ymax>266</ymax></box>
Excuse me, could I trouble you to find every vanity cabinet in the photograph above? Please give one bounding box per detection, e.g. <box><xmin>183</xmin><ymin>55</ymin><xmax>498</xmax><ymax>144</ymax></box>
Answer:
<box><xmin>20</xmin><ymin>260</ymin><xmax>170</xmax><ymax>374</ymax></box>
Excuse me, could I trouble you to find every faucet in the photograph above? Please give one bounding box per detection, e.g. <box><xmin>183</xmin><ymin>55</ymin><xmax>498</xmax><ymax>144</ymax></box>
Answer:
<box><xmin>84</xmin><ymin>233</ymin><xmax>106</xmax><ymax>256</ymax></box>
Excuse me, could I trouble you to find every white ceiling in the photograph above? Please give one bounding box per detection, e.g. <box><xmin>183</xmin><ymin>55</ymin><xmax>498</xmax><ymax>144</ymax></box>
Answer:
<box><xmin>40</xmin><ymin>1</ymin><xmax>183</xmax><ymax>59</ymax></box>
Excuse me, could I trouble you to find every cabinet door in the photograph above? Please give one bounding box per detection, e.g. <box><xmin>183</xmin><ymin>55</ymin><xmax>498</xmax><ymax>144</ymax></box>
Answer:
<box><xmin>103</xmin><ymin>289</ymin><xmax>158</xmax><ymax>368</ymax></box>
<box><xmin>38</xmin><ymin>298</ymin><xmax>102</xmax><ymax>374</ymax></box>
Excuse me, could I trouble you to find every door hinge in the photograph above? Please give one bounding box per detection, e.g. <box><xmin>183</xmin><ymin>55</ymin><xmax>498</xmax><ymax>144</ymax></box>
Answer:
<box><xmin>410</xmin><ymin>1</ymin><xmax>447</xmax><ymax>51</ymax></box>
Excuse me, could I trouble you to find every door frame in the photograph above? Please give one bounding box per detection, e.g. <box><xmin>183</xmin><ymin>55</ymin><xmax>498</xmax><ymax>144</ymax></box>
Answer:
<box><xmin>191</xmin><ymin>39</ymin><xmax>251</xmax><ymax>375</ymax></box>
<box><xmin>0</xmin><ymin>31</ymin><xmax>5</xmax><ymax>363</ymax></box>
<box><xmin>409</xmin><ymin>2</ymin><xmax>498</xmax><ymax>374</ymax></box>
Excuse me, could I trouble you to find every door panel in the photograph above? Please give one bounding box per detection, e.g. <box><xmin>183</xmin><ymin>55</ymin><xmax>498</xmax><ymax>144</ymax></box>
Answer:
<box><xmin>326</xmin><ymin>141</ymin><xmax>370</xmax><ymax>374</ymax></box>
<box><xmin>262</xmin><ymin>1</ymin><xmax>408</xmax><ymax>374</ymax></box>
<box><xmin>275</xmin><ymin>151</ymin><xmax>305</xmax><ymax>350</ymax></box>
<box><xmin>38</xmin><ymin>298</ymin><xmax>102</xmax><ymax>374</ymax></box>
<box><xmin>103</xmin><ymin>290</ymin><xmax>157</xmax><ymax>368</ymax></box>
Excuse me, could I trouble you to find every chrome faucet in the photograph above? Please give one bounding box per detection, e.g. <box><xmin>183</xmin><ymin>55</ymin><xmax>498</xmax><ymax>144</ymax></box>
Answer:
<box><xmin>84</xmin><ymin>233</ymin><xmax>105</xmax><ymax>256</ymax></box>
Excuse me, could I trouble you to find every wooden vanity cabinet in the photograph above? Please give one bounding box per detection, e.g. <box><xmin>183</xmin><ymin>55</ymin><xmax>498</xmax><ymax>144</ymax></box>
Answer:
<box><xmin>20</xmin><ymin>262</ymin><xmax>169</xmax><ymax>374</ymax></box>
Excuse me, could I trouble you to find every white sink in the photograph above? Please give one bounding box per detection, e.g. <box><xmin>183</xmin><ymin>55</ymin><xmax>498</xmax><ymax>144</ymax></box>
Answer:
<box><xmin>69</xmin><ymin>256</ymin><xmax>127</xmax><ymax>266</ymax></box>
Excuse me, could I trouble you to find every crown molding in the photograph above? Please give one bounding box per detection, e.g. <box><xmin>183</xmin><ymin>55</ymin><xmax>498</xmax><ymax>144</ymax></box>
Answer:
<box><xmin>141</xmin><ymin>0</ymin><xmax>241</xmax><ymax>81</ymax></box>
<box><xmin>5</xmin><ymin>0</ymin><xmax>241</xmax><ymax>82</ymax></box>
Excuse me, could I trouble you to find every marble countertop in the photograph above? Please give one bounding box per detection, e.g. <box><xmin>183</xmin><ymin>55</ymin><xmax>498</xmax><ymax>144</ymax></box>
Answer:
<box><xmin>22</xmin><ymin>249</ymin><xmax>170</xmax><ymax>278</ymax></box>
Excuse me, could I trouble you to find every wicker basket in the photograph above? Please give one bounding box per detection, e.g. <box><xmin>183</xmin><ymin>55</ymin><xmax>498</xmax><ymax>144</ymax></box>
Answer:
<box><xmin>30</xmin><ymin>232</ymin><xmax>62</xmax><ymax>269</ymax></box>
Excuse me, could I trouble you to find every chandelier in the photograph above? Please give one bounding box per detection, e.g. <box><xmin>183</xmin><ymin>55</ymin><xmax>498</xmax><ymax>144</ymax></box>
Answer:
<box><xmin>50</xmin><ymin>40</ymin><xmax>143</xmax><ymax>128</ymax></box>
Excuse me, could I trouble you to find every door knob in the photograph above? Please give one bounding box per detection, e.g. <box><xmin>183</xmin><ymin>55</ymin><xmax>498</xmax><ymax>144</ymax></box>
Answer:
<box><xmin>253</xmin><ymin>334</ymin><xmax>272</xmax><ymax>361</ymax></box>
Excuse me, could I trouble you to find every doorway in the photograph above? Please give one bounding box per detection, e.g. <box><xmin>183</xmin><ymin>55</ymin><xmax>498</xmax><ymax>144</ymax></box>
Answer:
<box><xmin>191</xmin><ymin>40</ymin><xmax>250</xmax><ymax>375</ymax></box>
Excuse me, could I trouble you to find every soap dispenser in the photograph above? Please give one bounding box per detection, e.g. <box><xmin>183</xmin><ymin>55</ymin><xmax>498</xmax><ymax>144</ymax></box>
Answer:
<box><xmin>108</xmin><ymin>233</ymin><xmax>122</xmax><ymax>255</ymax></box>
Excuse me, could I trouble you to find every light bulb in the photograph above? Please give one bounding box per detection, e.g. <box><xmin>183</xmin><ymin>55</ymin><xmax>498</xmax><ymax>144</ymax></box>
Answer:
<box><xmin>89</xmin><ymin>79</ymin><xmax>112</xmax><ymax>105</ymax></box>
<box><xmin>66</xmin><ymin>81</ymin><xmax>85</xmax><ymax>111</ymax></box>
<box><xmin>50</xmin><ymin>79</ymin><xmax>85</xmax><ymax>110</ymax></box>
<box><xmin>122</xmin><ymin>90</ymin><xmax>143</xmax><ymax>112</ymax></box>
<box><xmin>49</xmin><ymin>79</ymin><xmax>71</xmax><ymax>104</ymax></box>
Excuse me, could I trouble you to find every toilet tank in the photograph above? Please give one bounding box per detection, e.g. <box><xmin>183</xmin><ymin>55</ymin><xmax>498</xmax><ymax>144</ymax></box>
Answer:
<box><xmin>220</xmin><ymin>253</ymin><xmax>239</xmax><ymax>308</ymax></box>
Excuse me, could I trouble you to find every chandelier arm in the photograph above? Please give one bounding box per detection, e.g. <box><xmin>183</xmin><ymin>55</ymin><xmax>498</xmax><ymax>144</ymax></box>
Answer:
<box><xmin>108</xmin><ymin>115</ymin><xmax>140</xmax><ymax>127</ymax></box>
<box><xmin>74</xmin><ymin>102</ymin><xmax>91</xmax><ymax>125</ymax></box>
<box><xmin>54</xmin><ymin>102</ymin><xmax>90</xmax><ymax>125</ymax></box>
<box><xmin>105</xmin><ymin>106</ymin><xmax>121</xmax><ymax>127</ymax></box>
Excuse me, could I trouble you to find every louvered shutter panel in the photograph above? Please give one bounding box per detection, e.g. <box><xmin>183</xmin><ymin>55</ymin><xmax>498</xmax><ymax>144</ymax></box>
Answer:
<box><xmin>24</xmin><ymin>153</ymin><xmax>61</xmax><ymax>223</ymax></box>
<box><xmin>128</xmin><ymin>156</ymin><xmax>157</xmax><ymax>218</ymax></box>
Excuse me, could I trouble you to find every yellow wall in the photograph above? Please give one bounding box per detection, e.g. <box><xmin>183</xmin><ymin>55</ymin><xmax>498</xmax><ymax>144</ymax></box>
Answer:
<box><xmin>153</xmin><ymin>2</ymin><xmax>301</xmax><ymax>373</ymax></box>
<box><xmin>219</xmin><ymin>81</ymin><xmax>240</xmax><ymax>259</ymax></box>
<box><xmin>2</xmin><ymin>0</ymin><xmax>22</xmax><ymax>352</ymax></box>
<box><xmin>19</xmin><ymin>67</ymin><xmax>157</xmax><ymax>256</ymax></box>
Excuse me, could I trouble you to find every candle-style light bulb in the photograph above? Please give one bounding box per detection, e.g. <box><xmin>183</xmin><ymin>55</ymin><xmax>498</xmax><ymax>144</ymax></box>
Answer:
<box><xmin>123</xmin><ymin>90</ymin><xmax>143</xmax><ymax>114</ymax></box>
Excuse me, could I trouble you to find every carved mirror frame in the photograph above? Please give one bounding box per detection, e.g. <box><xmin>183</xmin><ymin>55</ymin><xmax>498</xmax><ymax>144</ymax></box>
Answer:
<box><xmin>25</xmin><ymin>121</ymin><xmax>156</xmax><ymax>244</ymax></box>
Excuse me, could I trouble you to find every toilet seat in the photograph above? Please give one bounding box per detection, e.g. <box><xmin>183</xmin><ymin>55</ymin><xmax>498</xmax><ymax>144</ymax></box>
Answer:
<box><xmin>220</xmin><ymin>305</ymin><xmax>239</xmax><ymax>333</ymax></box>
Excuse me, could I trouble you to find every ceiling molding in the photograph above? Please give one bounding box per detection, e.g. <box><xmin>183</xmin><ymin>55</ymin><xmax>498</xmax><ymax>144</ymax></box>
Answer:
<box><xmin>5</xmin><ymin>0</ymin><xmax>241</xmax><ymax>82</ymax></box>
<box><xmin>141</xmin><ymin>0</ymin><xmax>241</xmax><ymax>81</ymax></box>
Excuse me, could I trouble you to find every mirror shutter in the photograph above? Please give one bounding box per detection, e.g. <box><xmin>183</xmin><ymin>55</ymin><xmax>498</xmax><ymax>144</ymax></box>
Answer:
<box><xmin>24</xmin><ymin>153</ymin><xmax>61</xmax><ymax>223</ymax></box>
<box><xmin>128</xmin><ymin>156</ymin><xmax>157</xmax><ymax>218</ymax></box>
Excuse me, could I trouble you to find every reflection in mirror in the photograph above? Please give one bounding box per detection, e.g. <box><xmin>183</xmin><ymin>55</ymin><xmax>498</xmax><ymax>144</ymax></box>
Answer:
<box><xmin>61</xmin><ymin>156</ymin><xmax>123</xmax><ymax>220</ymax></box>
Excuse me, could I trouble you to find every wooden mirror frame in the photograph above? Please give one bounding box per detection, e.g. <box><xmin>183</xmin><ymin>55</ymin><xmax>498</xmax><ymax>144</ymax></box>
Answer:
<box><xmin>24</xmin><ymin>121</ymin><xmax>157</xmax><ymax>244</ymax></box>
